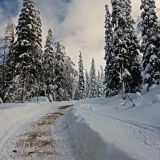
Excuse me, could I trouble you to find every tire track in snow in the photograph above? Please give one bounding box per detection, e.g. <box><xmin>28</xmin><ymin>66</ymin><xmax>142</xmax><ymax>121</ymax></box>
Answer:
<box><xmin>0</xmin><ymin>115</ymin><xmax>40</xmax><ymax>160</ymax></box>
<box><xmin>0</xmin><ymin>104</ymin><xmax>81</xmax><ymax>160</ymax></box>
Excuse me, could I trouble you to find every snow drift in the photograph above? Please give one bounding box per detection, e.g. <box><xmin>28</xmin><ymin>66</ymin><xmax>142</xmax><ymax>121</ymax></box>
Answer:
<box><xmin>67</xmin><ymin>85</ymin><xmax>160</xmax><ymax>160</ymax></box>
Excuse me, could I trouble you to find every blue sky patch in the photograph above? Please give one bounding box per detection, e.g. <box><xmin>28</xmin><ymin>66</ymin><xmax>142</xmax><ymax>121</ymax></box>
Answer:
<box><xmin>0</xmin><ymin>0</ymin><xmax>20</xmax><ymax>18</ymax></box>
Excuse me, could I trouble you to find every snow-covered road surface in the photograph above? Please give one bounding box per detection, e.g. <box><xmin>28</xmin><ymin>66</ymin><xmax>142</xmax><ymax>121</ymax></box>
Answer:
<box><xmin>0</xmin><ymin>99</ymin><xmax>81</xmax><ymax>160</ymax></box>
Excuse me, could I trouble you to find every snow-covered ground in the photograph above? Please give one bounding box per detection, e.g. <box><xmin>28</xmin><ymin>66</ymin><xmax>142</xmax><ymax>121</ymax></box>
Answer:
<box><xmin>66</xmin><ymin>85</ymin><xmax>160</xmax><ymax>160</ymax></box>
<box><xmin>0</xmin><ymin>97</ymin><xmax>78</xmax><ymax>160</ymax></box>
<box><xmin>0</xmin><ymin>86</ymin><xmax>160</xmax><ymax>160</ymax></box>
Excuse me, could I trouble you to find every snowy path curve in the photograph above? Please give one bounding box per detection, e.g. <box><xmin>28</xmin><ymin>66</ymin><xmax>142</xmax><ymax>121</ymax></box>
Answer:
<box><xmin>0</xmin><ymin>101</ymin><xmax>80</xmax><ymax>160</ymax></box>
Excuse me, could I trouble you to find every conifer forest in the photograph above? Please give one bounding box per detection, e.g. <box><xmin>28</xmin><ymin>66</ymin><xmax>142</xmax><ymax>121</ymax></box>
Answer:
<box><xmin>0</xmin><ymin>0</ymin><xmax>160</xmax><ymax>103</ymax></box>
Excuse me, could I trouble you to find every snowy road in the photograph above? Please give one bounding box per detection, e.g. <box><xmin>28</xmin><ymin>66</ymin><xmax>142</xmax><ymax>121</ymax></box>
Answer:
<box><xmin>0</xmin><ymin>100</ymin><xmax>81</xmax><ymax>160</ymax></box>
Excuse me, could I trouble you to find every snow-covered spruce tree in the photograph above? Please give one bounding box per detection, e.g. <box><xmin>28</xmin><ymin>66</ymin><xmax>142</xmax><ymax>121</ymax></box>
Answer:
<box><xmin>78</xmin><ymin>52</ymin><xmax>85</xmax><ymax>99</ymax></box>
<box><xmin>104</xmin><ymin>4</ymin><xmax>120</xmax><ymax>97</ymax></box>
<box><xmin>85</xmin><ymin>70</ymin><xmax>90</xmax><ymax>98</ymax></box>
<box><xmin>111</xmin><ymin>0</ymin><xmax>131</xmax><ymax>99</ymax></box>
<box><xmin>73</xmin><ymin>81</ymin><xmax>80</xmax><ymax>100</ymax></box>
<box><xmin>140</xmin><ymin>0</ymin><xmax>160</xmax><ymax>90</ymax></box>
<box><xmin>6</xmin><ymin>0</ymin><xmax>43</xmax><ymax>102</ymax></box>
<box><xmin>72</xmin><ymin>75</ymin><xmax>78</xmax><ymax>99</ymax></box>
<box><xmin>54</xmin><ymin>41</ymin><xmax>65</xmax><ymax>101</ymax></box>
<box><xmin>100</xmin><ymin>66</ymin><xmax>105</xmax><ymax>96</ymax></box>
<box><xmin>31</xmin><ymin>9</ymin><xmax>44</xmax><ymax>97</ymax></box>
<box><xmin>96</xmin><ymin>70</ymin><xmax>103</xmax><ymax>97</ymax></box>
<box><xmin>0</xmin><ymin>17</ymin><xmax>15</xmax><ymax>101</ymax></box>
<box><xmin>104</xmin><ymin>2</ymin><xmax>121</xmax><ymax>97</ymax></box>
<box><xmin>104</xmin><ymin>5</ymin><xmax>113</xmax><ymax>63</ymax></box>
<box><xmin>96</xmin><ymin>70</ymin><xmax>100</xmax><ymax>91</ymax></box>
<box><xmin>43</xmin><ymin>29</ymin><xmax>55</xmax><ymax>101</ymax></box>
<box><xmin>63</xmin><ymin>56</ymin><xmax>78</xmax><ymax>100</ymax></box>
<box><xmin>89</xmin><ymin>59</ymin><xmax>97</xmax><ymax>98</ymax></box>
<box><xmin>122</xmin><ymin>0</ymin><xmax>142</xmax><ymax>92</ymax></box>
<box><xmin>100</xmin><ymin>66</ymin><xmax>105</xmax><ymax>83</ymax></box>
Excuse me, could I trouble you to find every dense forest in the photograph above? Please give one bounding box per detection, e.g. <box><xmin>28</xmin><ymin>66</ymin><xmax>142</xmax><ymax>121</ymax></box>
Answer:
<box><xmin>0</xmin><ymin>0</ymin><xmax>160</xmax><ymax>103</ymax></box>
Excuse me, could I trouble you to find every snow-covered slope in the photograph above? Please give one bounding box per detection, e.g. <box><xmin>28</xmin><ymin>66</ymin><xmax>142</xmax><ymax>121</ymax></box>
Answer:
<box><xmin>66</xmin><ymin>85</ymin><xmax>160</xmax><ymax>160</ymax></box>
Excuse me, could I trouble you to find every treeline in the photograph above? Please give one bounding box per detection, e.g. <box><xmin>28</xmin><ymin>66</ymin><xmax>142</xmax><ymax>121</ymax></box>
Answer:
<box><xmin>0</xmin><ymin>0</ymin><xmax>105</xmax><ymax>103</ymax></box>
<box><xmin>0</xmin><ymin>0</ymin><xmax>160</xmax><ymax>103</ymax></box>
<box><xmin>0</xmin><ymin>0</ymin><xmax>78</xmax><ymax>102</ymax></box>
<box><xmin>74</xmin><ymin>53</ymin><xmax>105</xmax><ymax>100</ymax></box>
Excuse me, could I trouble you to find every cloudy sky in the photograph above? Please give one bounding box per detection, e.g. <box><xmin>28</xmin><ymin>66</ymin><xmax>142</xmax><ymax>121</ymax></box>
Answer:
<box><xmin>0</xmin><ymin>0</ymin><xmax>160</xmax><ymax>71</ymax></box>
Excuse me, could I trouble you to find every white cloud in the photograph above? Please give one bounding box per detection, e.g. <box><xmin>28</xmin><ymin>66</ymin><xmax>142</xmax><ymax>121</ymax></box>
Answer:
<box><xmin>37</xmin><ymin>0</ymin><xmax>160</xmax><ymax>71</ymax></box>
<box><xmin>38</xmin><ymin>0</ymin><xmax>109</xmax><ymax>71</ymax></box>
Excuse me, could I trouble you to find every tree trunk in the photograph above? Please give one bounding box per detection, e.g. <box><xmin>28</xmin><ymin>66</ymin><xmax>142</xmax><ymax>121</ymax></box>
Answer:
<box><xmin>121</xmin><ymin>60</ymin><xmax>126</xmax><ymax>100</ymax></box>
<box><xmin>122</xmin><ymin>80</ymin><xmax>126</xmax><ymax>100</ymax></box>
<box><xmin>21</xmin><ymin>81</ymin><xmax>26</xmax><ymax>103</ymax></box>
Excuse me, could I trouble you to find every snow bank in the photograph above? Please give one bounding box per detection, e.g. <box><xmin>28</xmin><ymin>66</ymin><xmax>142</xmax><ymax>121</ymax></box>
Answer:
<box><xmin>0</xmin><ymin>101</ymin><xmax>50</xmax><ymax>124</ymax></box>
<box><xmin>152</xmin><ymin>94</ymin><xmax>160</xmax><ymax>104</ymax></box>
<box><xmin>0</xmin><ymin>99</ymin><xmax>76</xmax><ymax>126</ymax></box>
<box><xmin>67</xmin><ymin>85</ymin><xmax>160</xmax><ymax>160</ymax></box>
<box><xmin>67</xmin><ymin>107</ymin><xmax>135</xmax><ymax>160</ymax></box>
<box><xmin>136</xmin><ymin>92</ymin><xmax>142</xmax><ymax>99</ymax></box>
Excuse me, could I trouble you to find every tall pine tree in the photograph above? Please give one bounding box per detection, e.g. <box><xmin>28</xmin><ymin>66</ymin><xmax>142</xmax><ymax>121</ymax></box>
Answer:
<box><xmin>78</xmin><ymin>52</ymin><xmax>85</xmax><ymax>99</ymax></box>
<box><xmin>33</xmin><ymin>10</ymin><xmax>43</xmax><ymax>95</ymax></box>
<box><xmin>6</xmin><ymin>0</ymin><xmax>43</xmax><ymax>102</ymax></box>
<box><xmin>54</xmin><ymin>41</ymin><xmax>65</xmax><ymax>101</ymax></box>
<box><xmin>0</xmin><ymin>17</ymin><xmax>15</xmax><ymax>101</ymax></box>
<box><xmin>96</xmin><ymin>70</ymin><xmax>103</xmax><ymax>97</ymax></box>
<box><xmin>104</xmin><ymin>4</ymin><xmax>121</xmax><ymax>97</ymax></box>
<box><xmin>100</xmin><ymin>66</ymin><xmax>105</xmax><ymax>96</ymax></box>
<box><xmin>85</xmin><ymin>70</ymin><xmax>90</xmax><ymax>98</ymax></box>
<box><xmin>111</xmin><ymin>0</ymin><xmax>131</xmax><ymax>99</ymax></box>
<box><xmin>63</xmin><ymin>56</ymin><xmax>77</xmax><ymax>100</ymax></box>
<box><xmin>43</xmin><ymin>29</ymin><xmax>55</xmax><ymax>101</ymax></box>
<box><xmin>89</xmin><ymin>59</ymin><xmax>97</xmax><ymax>98</ymax></box>
<box><xmin>140</xmin><ymin>0</ymin><xmax>160</xmax><ymax>90</ymax></box>
<box><xmin>123</xmin><ymin>0</ymin><xmax>142</xmax><ymax>92</ymax></box>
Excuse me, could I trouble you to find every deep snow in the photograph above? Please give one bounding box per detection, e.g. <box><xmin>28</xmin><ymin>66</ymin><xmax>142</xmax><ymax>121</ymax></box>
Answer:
<box><xmin>66</xmin><ymin>85</ymin><xmax>160</xmax><ymax>160</ymax></box>
<box><xmin>0</xmin><ymin>85</ymin><xmax>160</xmax><ymax>160</ymax></box>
